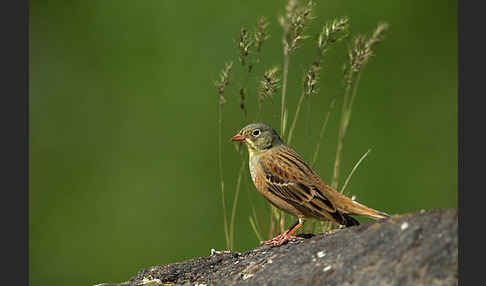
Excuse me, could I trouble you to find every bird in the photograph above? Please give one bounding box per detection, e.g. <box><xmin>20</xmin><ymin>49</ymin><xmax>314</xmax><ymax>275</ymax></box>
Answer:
<box><xmin>231</xmin><ymin>122</ymin><xmax>390</xmax><ymax>247</ymax></box>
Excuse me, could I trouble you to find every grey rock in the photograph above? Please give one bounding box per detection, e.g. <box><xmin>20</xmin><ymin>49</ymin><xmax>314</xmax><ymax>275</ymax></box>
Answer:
<box><xmin>99</xmin><ymin>208</ymin><xmax>458</xmax><ymax>286</ymax></box>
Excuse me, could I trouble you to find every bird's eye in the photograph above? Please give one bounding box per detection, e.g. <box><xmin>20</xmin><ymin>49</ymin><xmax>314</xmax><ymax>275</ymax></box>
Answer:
<box><xmin>252</xmin><ymin>129</ymin><xmax>261</xmax><ymax>137</ymax></box>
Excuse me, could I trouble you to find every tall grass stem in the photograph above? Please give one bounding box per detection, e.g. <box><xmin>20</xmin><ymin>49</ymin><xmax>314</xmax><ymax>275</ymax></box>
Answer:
<box><xmin>340</xmin><ymin>148</ymin><xmax>372</xmax><ymax>195</ymax></box>
<box><xmin>229</xmin><ymin>158</ymin><xmax>246</xmax><ymax>249</ymax></box>
<box><xmin>287</xmin><ymin>90</ymin><xmax>306</xmax><ymax>145</ymax></box>
<box><xmin>280</xmin><ymin>53</ymin><xmax>290</xmax><ymax>137</ymax></box>
<box><xmin>312</xmin><ymin>98</ymin><xmax>336</xmax><ymax>166</ymax></box>
<box><xmin>218</xmin><ymin>104</ymin><xmax>230</xmax><ymax>249</ymax></box>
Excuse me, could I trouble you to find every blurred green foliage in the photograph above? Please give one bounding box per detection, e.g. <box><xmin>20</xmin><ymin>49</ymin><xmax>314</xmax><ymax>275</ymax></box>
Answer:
<box><xmin>29</xmin><ymin>0</ymin><xmax>457</xmax><ymax>285</ymax></box>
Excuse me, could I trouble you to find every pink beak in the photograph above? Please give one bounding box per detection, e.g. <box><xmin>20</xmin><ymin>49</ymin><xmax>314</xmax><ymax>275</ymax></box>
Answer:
<box><xmin>231</xmin><ymin>132</ymin><xmax>246</xmax><ymax>142</ymax></box>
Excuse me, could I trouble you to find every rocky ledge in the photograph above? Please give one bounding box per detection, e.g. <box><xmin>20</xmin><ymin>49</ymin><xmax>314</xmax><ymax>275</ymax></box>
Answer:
<box><xmin>96</xmin><ymin>208</ymin><xmax>458</xmax><ymax>286</ymax></box>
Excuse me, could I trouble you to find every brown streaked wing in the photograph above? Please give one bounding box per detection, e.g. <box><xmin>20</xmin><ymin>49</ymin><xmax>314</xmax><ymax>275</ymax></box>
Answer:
<box><xmin>259</xmin><ymin>146</ymin><xmax>340</xmax><ymax>216</ymax></box>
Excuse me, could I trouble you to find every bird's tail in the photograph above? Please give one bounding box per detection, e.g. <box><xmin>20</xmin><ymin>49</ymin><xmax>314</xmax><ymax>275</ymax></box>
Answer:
<box><xmin>345</xmin><ymin>199</ymin><xmax>389</xmax><ymax>219</ymax></box>
<box><xmin>332</xmin><ymin>191</ymin><xmax>390</xmax><ymax>220</ymax></box>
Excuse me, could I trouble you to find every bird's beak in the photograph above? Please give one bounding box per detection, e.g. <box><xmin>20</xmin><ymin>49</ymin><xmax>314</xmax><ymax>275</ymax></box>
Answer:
<box><xmin>231</xmin><ymin>132</ymin><xmax>246</xmax><ymax>142</ymax></box>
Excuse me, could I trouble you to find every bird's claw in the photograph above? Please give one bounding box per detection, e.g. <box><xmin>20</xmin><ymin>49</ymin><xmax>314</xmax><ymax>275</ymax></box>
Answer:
<box><xmin>261</xmin><ymin>233</ymin><xmax>300</xmax><ymax>247</ymax></box>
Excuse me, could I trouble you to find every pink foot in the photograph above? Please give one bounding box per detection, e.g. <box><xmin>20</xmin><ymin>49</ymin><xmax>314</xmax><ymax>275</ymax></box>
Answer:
<box><xmin>263</xmin><ymin>220</ymin><xmax>304</xmax><ymax>246</ymax></box>
<box><xmin>263</xmin><ymin>232</ymin><xmax>299</xmax><ymax>246</ymax></box>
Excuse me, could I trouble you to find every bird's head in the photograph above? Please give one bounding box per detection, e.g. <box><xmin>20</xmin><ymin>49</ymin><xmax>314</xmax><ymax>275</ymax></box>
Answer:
<box><xmin>231</xmin><ymin>122</ymin><xmax>283</xmax><ymax>153</ymax></box>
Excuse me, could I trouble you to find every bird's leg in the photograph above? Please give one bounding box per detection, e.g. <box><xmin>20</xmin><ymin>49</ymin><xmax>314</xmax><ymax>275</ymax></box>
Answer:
<box><xmin>264</xmin><ymin>218</ymin><xmax>304</xmax><ymax>246</ymax></box>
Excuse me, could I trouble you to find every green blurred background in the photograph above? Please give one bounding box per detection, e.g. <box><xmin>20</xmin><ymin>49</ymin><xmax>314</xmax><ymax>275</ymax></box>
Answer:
<box><xmin>29</xmin><ymin>0</ymin><xmax>457</xmax><ymax>285</ymax></box>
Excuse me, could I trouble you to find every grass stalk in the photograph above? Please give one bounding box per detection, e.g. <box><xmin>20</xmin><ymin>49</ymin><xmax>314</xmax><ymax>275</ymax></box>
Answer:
<box><xmin>218</xmin><ymin>103</ymin><xmax>230</xmax><ymax>249</ymax></box>
<box><xmin>249</xmin><ymin>216</ymin><xmax>264</xmax><ymax>242</ymax></box>
<box><xmin>216</xmin><ymin>62</ymin><xmax>233</xmax><ymax>249</ymax></box>
<box><xmin>218</xmin><ymin>103</ymin><xmax>231</xmax><ymax>249</ymax></box>
<box><xmin>331</xmin><ymin>79</ymin><xmax>352</xmax><ymax>190</ymax></box>
<box><xmin>332</xmin><ymin>23</ymin><xmax>388</xmax><ymax>191</ymax></box>
<box><xmin>286</xmin><ymin>89</ymin><xmax>306</xmax><ymax>145</ymax></box>
<box><xmin>229</xmin><ymin>158</ymin><xmax>246</xmax><ymax>249</ymax></box>
<box><xmin>312</xmin><ymin>98</ymin><xmax>336</xmax><ymax>166</ymax></box>
<box><xmin>268</xmin><ymin>205</ymin><xmax>276</xmax><ymax>239</ymax></box>
<box><xmin>279</xmin><ymin>212</ymin><xmax>286</xmax><ymax>234</ymax></box>
<box><xmin>280</xmin><ymin>53</ymin><xmax>290</xmax><ymax>137</ymax></box>
<box><xmin>248</xmin><ymin>196</ymin><xmax>264</xmax><ymax>241</ymax></box>
<box><xmin>340</xmin><ymin>148</ymin><xmax>372</xmax><ymax>195</ymax></box>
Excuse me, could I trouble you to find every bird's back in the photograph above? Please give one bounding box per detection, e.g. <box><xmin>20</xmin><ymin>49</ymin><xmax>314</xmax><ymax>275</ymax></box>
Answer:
<box><xmin>261</xmin><ymin>144</ymin><xmax>389</xmax><ymax>223</ymax></box>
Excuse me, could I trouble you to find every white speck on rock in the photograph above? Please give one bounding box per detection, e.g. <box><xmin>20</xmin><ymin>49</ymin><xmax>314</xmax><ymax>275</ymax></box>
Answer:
<box><xmin>317</xmin><ymin>250</ymin><xmax>326</xmax><ymax>258</ymax></box>
<box><xmin>267</xmin><ymin>259</ymin><xmax>273</xmax><ymax>264</ymax></box>
<box><xmin>323</xmin><ymin>265</ymin><xmax>332</xmax><ymax>272</ymax></box>
<box><xmin>401</xmin><ymin>222</ymin><xmax>409</xmax><ymax>230</ymax></box>
<box><xmin>242</xmin><ymin>273</ymin><xmax>254</xmax><ymax>280</ymax></box>
<box><xmin>140</xmin><ymin>277</ymin><xmax>162</xmax><ymax>285</ymax></box>
<box><xmin>210</xmin><ymin>249</ymin><xmax>233</xmax><ymax>255</ymax></box>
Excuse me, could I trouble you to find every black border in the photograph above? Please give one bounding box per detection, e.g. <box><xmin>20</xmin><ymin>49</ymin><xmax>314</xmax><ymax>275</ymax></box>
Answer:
<box><xmin>459</xmin><ymin>0</ymin><xmax>481</xmax><ymax>284</ymax></box>
<box><xmin>1</xmin><ymin>1</ymin><xmax>28</xmax><ymax>285</ymax></box>
<box><xmin>458</xmin><ymin>1</ymin><xmax>463</xmax><ymax>284</ymax></box>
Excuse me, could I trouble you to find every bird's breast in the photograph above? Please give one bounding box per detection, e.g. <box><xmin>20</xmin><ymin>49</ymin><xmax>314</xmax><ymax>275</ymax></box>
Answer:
<box><xmin>249</xmin><ymin>155</ymin><xmax>258</xmax><ymax>184</ymax></box>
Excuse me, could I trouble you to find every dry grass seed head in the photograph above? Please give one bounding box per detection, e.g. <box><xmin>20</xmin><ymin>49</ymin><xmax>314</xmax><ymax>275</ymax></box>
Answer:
<box><xmin>280</xmin><ymin>0</ymin><xmax>314</xmax><ymax>54</ymax></box>
<box><xmin>349</xmin><ymin>22</ymin><xmax>389</xmax><ymax>74</ymax></box>
<box><xmin>239</xmin><ymin>27</ymin><xmax>253</xmax><ymax>66</ymax></box>
<box><xmin>258</xmin><ymin>67</ymin><xmax>281</xmax><ymax>107</ymax></box>
<box><xmin>318</xmin><ymin>17</ymin><xmax>350</xmax><ymax>53</ymax></box>
<box><xmin>255</xmin><ymin>17</ymin><xmax>269</xmax><ymax>54</ymax></box>
<box><xmin>216</xmin><ymin>62</ymin><xmax>233</xmax><ymax>104</ymax></box>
